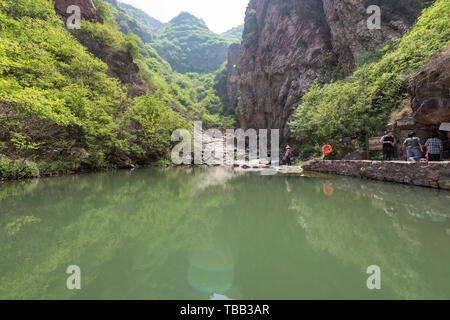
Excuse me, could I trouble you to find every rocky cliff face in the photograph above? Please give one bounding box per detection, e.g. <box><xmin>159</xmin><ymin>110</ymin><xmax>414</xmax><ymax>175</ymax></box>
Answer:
<box><xmin>54</xmin><ymin>0</ymin><xmax>103</xmax><ymax>23</ymax></box>
<box><xmin>322</xmin><ymin>0</ymin><xmax>427</xmax><ymax>69</ymax></box>
<box><xmin>236</xmin><ymin>0</ymin><xmax>332</xmax><ymax>138</ymax></box>
<box><xmin>409</xmin><ymin>46</ymin><xmax>450</xmax><ymax>125</ymax></box>
<box><xmin>234</xmin><ymin>0</ymin><xmax>430</xmax><ymax>140</ymax></box>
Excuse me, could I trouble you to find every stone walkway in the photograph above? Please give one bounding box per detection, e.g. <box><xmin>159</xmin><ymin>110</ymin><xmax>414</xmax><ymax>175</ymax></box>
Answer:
<box><xmin>302</xmin><ymin>159</ymin><xmax>450</xmax><ymax>190</ymax></box>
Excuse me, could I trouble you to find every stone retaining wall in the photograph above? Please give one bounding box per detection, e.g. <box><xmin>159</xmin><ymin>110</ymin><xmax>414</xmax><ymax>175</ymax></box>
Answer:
<box><xmin>302</xmin><ymin>160</ymin><xmax>450</xmax><ymax>190</ymax></box>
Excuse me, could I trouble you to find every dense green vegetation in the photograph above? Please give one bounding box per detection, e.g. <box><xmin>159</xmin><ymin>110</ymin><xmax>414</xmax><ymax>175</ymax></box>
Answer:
<box><xmin>0</xmin><ymin>0</ymin><xmax>235</xmax><ymax>180</ymax></box>
<box><xmin>93</xmin><ymin>2</ymin><xmax>235</xmax><ymax>122</ymax></box>
<box><xmin>101</xmin><ymin>2</ymin><xmax>235</xmax><ymax>119</ymax></box>
<box><xmin>289</xmin><ymin>0</ymin><xmax>450</xmax><ymax>159</ymax></box>
<box><xmin>116</xmin><ymin>1</ymin><xmax>165</xmax><ymax>33</ymax></box>
<box><xmin>151</xmin><ymin>12</ymin><xmax>231</xmax><ymax>73</ymax></box>
<box><xmin>221</xmin><ymin>25</ymin><xmax>244</xmax><ymax>43</ymax></box>
<box><xmin>105</xmin><ymin>0</ymin><xmax>154</xmax><ymax>43</ymax></box>
<box><xmin>102</xmin><ymin>0</ymin><xmax>167</xmax><ymax>43</ymax></box>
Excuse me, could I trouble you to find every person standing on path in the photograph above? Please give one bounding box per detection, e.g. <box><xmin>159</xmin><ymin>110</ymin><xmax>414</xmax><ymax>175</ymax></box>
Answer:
<box><xmin>402</xmin><ymin>132</ymin><xmax>423</xmax><ymax>162</ymax></box>
<box><xmin>424</xmin><ymin>133</ymin><xmax>443</xmax><ymax>161</ymax></box>
<box><xmin>380</xmin><ymin>131</ymin><xmax>396</xmax><ymax>161</ymax></box>
<box><xmin>284</xmin><ymin>146</ymin><xmax>292</xmax><ymax>166</ymax></box>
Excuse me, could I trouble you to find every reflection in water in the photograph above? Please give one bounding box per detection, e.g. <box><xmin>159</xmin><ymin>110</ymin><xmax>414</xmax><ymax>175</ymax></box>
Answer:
<box><xmin>260</xmin><ymin>169</ymin><xmax>278</xmax><ymax>176</ymax></box>
<box><xmin>188</xmin><ymin>240</ymin><xmax>234</xmax><ymax>294</ymax></box>
<box><xmin>291</xmin><ymin>175</ymin><xmax>450</xmax><ymax>299</ymax></box>
<box><xmin>194</xmin><ymin>167</ymin><xmax>238</xmax><ymax>191</ymax></box>
<box><xmin>322</xmin><ymin>183</ymin><xmax>334</xmax><ymax>196</ymax></box>
<box><xmin>285</xmin><ymin>179</ymin><xmax>292</xmax><ymax>193</ymax></box>
<box><xmin>383</xmin><ymin>207</ymin><xmax>394</xmax><ymax>217</ymax></box>
<box><xmin>431</xmin><ymin>215</ymin><xmax>447</xmax><ymax>223</ymax></box>
<box><xmin>210</xmin><ymin>293</ymin><xmax>232</xmax><ymax>300</ymax></box>
<box><xmin>315</xmin><ymin>176</ymin><xmax>449</xmax><ymax>219</ymax></box>
<box><xmin>0</xmin><ymin>167</ymin><xmax>449</xmax><ymax>299</ymax></box>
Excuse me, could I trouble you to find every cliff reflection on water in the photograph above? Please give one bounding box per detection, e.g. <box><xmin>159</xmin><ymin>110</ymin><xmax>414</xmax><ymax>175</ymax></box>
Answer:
<box><xmin>0</xmin><ymin>167</ymin><xmax>449</xmax><ymax>299</ymax></box>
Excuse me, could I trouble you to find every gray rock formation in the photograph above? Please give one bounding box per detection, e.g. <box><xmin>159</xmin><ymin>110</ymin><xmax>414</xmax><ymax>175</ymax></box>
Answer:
<box><xmin>323</xmin><ymin>0</ymin><xmax>427</xmax><ymax>69</ymax></box>
<box><xmin>409</xmin><ymin>46</ymin><xmax>450</xmax><ymax>125</ymax></box>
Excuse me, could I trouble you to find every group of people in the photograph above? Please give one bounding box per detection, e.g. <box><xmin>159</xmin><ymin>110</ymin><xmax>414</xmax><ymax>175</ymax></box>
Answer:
<box><xmin>282</xmin><ymin>131</ymin><xmax>443</xmax><ymax>165</ymax></box>
<box><xmin>380</xmin><ymin>131</ymin><xmax>444</xmax><ymax>162</ymax></box>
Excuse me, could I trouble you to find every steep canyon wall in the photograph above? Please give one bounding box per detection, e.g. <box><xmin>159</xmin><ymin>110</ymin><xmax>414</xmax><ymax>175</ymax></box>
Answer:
<box><xmin>233</xmin><ymin>0</ymin><xmax>430</xmax><ymax>140</ymax></box>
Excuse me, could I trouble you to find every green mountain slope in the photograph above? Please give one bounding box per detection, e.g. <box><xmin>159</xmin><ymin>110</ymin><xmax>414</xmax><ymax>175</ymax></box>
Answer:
<box><xmin>104</xmin><ymin>0</ymin><xmax>155</xmax><ymax>43</ymax></box>
<box><xmin>221</xmin><ymin>25</ymin><xmax>244</xmax><ymax>43</ymax></box>
<box><xmin>152</xmin><ymin>12</ymin><xmax>230</xmax><ymax>73</ymax></box>
<box><xmin>0</xmin><ymin>0</ymin><xmax>234</xmax><ymax>180</ymax></box>
<box><xmin>98</xmin><ymin>2</ymin><xmax>235</xmax><ymax>120</ymax></box>
<box><xmin>117</xmin><ymin>1</ymin><xmax>165</xmax><ymax>33</ymax></box>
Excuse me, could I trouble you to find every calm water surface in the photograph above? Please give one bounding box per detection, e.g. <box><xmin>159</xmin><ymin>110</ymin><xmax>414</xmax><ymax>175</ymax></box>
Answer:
<box><xmin>0</xmin><ymin>167</ymin><xmax>449</xmax><ymax>299</ymax></box>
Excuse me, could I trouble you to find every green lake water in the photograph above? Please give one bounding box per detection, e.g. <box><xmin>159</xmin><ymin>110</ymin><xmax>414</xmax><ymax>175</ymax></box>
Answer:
<box><xmin>0</xmin><ymin>167</ymin><xmax>449</xmax><ymax>300</ymax></box>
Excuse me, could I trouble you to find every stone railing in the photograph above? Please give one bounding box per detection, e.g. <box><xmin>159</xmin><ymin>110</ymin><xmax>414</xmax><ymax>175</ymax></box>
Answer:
<box><xmin>302</xmin><ymin>160</ymin><xmax>450</xmax><ymax>190</ymax></box>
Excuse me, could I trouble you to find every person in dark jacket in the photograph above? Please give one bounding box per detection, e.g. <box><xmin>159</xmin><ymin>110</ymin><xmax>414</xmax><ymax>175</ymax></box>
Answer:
<box><xmin>380</xmin><ymin>131</ymin><xmax>396</xmax><ymax>161</ymax></box>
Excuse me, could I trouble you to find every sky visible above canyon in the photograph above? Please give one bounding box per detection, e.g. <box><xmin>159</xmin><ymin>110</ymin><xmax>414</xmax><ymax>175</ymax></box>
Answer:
<box><xmin>120</xmin><ymin>0</ymin><xmax>248</xmax><ymax>33</ymax></box>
